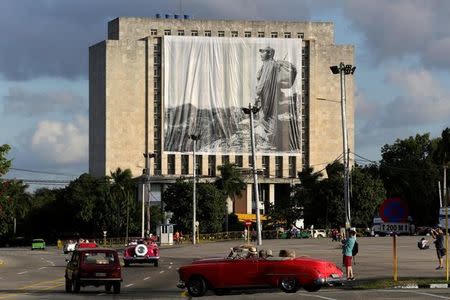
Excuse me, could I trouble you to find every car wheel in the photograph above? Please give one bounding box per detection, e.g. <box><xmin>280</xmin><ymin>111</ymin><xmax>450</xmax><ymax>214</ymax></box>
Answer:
<box><xmin>187</xmin><ymin>276</ymin><xmax>207</xmax><ymax>297</ymax></box>
<box><xmin>280</xmin><ymin>277</ymin><xmax>298</xmax><ymax>293</ymax></box>
<box><xmin>154</xmin><ymin>260</ymin><xmax>159</xmax><ymax>267</ymax></box>
<box><xmin>105</xmin><ymin>283</ymin><xmax>112</xmax><ymax>292</ymax></box>
<box><xmin>113</xmin><ymin>282</ymin><xmax>121</xmax><ymax>294</ymax></box>
<box><xmin>304</xmin><ymin>284</ymin><xmax>321</xmax><ymax>292</ymax></box>
<box><xmin>72</xmin><ymin>280</ymin><xmax>80</xmax><ymax>293</ymax></box>
<box><xmin>65</xmin><ymin>278</ymin><xmax>72</xmax><ymax>293</ymax></box>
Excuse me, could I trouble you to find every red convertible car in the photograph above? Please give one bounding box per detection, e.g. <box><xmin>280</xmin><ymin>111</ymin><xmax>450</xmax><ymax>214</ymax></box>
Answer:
<box><xmin>177</xmin><ymin>244</ymin><xmax>343</xmax><ymax>297</ymax></box>
<box><xmin>123</xmin><ymin>239</ymin><xmax>159</xmax><ymax>267</ymax></box>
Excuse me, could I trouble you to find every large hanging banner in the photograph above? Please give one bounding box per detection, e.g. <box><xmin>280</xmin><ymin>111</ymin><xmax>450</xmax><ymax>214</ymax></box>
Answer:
<box><xmin>163</xmin><ymin>36</ymin><xmax>302</xmax><ymax>154</ymax></box>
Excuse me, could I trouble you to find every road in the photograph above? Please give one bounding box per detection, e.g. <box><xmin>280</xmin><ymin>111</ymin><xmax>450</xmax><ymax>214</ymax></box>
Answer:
<box><xmin>0</xmin><ymin>237</ymin><xmax>449</xmax><ymax>299</ymax></box>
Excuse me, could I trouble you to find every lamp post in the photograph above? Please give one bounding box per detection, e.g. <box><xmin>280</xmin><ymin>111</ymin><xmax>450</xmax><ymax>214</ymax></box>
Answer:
<box><xmin>143</xmin><ymin>152</ymin><xmax>155</xmax><ymax>238</ymax></box>
<box><xmin>242</xmin><ymin>103</ymin><xmax>262</xmax><ymax>246</ymax></box>
<box><xmin>189</xmin><ymin>134</ymin><xmax>201</xmax><ymax>245</ymax></box>
<box><xmin>330</xmin><ymin>62</ymin><xmax>356</xmax><ymax>230</ymax></box>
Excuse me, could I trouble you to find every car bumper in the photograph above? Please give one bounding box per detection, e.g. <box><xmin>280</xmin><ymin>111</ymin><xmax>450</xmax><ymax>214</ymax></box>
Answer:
<box><xmin>314</xmin><ymin>276</ymin><xmax>344</xmax><ymax>286</ymax></box>
<box><xmin>124</xmin><ymin>256</ymin><xmax>159</xmax><ymax>262</ymax></box>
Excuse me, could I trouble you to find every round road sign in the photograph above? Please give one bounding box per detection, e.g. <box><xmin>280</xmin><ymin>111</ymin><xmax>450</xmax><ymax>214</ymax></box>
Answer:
<box><xmin>379</xmin><ymin>197</ymin><xmax>409</xmax><ymax>223</ymax></box>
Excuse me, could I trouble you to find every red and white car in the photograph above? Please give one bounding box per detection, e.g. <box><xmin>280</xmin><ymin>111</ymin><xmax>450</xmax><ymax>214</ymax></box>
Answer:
<box><xmin>177</xmin><ymin>244</ymin><xmax>343</xmax><ymax>297</ymax></box>
<box><xmin>123</xmin><ymin>239</ymin><xmax>159</xmax><ymax>267</ymax></box>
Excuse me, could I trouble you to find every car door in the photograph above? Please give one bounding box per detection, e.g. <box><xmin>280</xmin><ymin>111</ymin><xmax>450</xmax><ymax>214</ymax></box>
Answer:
<box><xmin>220</xmin><ymin>258</ymin><xmax>259</xmax><ymax>287</ymax></box>
<box><xmin>66</xmin><ymin>252</ymin><xmax>80</xmax><ymax>281</ymax></box>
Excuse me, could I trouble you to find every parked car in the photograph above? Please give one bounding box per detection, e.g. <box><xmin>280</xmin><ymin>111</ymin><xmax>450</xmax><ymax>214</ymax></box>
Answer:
<box><xmin>313</xmin><ymin>230</ymin><xmax>327</xmax><ymax>238</ymax></box>
<box><xmin>123</xmin><ymin>238</ymin><xmax>159</xmax><ymax>267</ymax></box>
<box><xmin>31</xmin><ymin>239</ymin><xmax>46</xmax><ymax>250</ymax></box>
<box><xmin>177</xmin><ymin>244</ymin><xmax>343</xmax><ymax>297</ymax></box>
<box><xmin>65</xmin><ymin>248</ymin><xmax>122</xmax><ymax>294</ymax></box>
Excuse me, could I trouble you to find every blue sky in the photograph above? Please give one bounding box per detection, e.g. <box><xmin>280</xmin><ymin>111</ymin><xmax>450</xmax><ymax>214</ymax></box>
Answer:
<box><xmin>1</xmin><ymin>0</ymin><xmax>450</xmax><ymax>187</ymax></box>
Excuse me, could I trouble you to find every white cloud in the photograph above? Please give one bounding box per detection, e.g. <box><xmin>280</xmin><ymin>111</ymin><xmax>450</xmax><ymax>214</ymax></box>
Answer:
<box><xmin>29</xmin><ymin>115</ymin><xmax>88</xmax><ymax>164</ymax></box>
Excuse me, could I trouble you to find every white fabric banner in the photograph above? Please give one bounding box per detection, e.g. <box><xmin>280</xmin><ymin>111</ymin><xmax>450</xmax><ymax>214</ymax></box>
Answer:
<box><xmin>163</xmin><ymin>36</ymin><xmax>302</xmax><ymax>154</ymax></box>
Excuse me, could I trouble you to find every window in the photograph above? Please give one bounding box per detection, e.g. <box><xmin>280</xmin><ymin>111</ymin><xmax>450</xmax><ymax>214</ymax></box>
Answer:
<box><xmin>289</xmin><ymin>156</ymin><xmax>296</xmax><ymax>178</ymax></box>
<box><xmin>191</xmin><ymin>30</ymin><xmax>198</xmax><ymax>36</ymax></box>
<box><xmin>204</xmin><ymin>30</ymin><xmax>211</xmax><ymax>36</ymax></box>
<box><xmin>231</xmin><ymin>31</ymin><xmax>238</xmax><ymax>37</ymax></box>
<box><xmin>248</xmin><ymin>155</ymin><xmax>253</xmax><ymax>168</ymax></box>
<box><xmin>262</xmin><ymin>156</ymin><xmax>270</xmax><ymax>177</ymax></box>
<box><xmin>275</xmin><ymin>156</ymin><xmax>283</xmax><ymax>178</ymax></box>
<box><xmin>195</xmin><ymin>155</ymin><xmax>202</xmax><ymax>175</ymax></box>
<box><xmin>284</xmin><ymin>32</ymin><xmax>291</xmax><ymax>38</ymax></box>
<box><xmin>208</xmin><ymin>155</ymin><xmax>216</xmax><ymax>176</ymax></box>
<box><xmin>244</xmin><ymin>31</ymin><xmax>251</xmax><ymax>37</ymax></box>
<box><xmin>150</xmin><ymin>29</ymin><xmax>158</xmax><ymax>36</ymax></box>
<box><xmin>218</xmin><ymin>31</ymin><xmax>225</xmax><ymax>37</ymax></box>
<box><xmin>257</xmin><ymin>32</ymin><xmax>265</xmax><ymax>37</ymax></box>
<box><xmin>222</xmin><ymin>155</ymin><xmax>229</xmax><ymax>164</ymax></box>
<box><xmin>297</xmin><ymin>32</ymin><xmax>304</xmax><ymax>39</ymax></box>
<box><xmin>167</xmin><ymin>155</ymin><xmax>175</xmax><ymax>175</ymax></box>
<box><xmin>235</xmin><ymin>155</ymin><xmax>243</xmax><ymax>167</ymax></box>
<box><xmin>181</xmin><ymin>155</ymin><xmax>189</xmax><ymax>175</ymax></box>
<box><xmin>177</xmin><ymin>30</ymin><xmax>184</xmax><ymax>36</ymax></box>
<box><xmin>164</xmin><ymin>29</ymin><xmax>171</xmax><ymax>35</ymax></box>
<box><xmin>271</xmin><ymin>32</ymin><xmax>278</xmax><ymax>38</ymax></box>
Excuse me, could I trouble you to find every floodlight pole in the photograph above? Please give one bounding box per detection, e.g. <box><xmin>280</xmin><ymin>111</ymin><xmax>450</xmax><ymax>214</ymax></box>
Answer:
<box><xmin>330</xmin><ymin>62</ymin><xmax>356</xmax><ymax>230</ymax></box>
<box><xmin>143</xmin><ymin>152</ymin><xmax>155</xmax><ymax>238</ymax></box>
<box><xmin>189</xmin><ymin>134</ymin><xmax>201</xmax><ymax>245</ymax></box>
<box><xmin>242</xmin><ymin>104</ymin><xmax>262</xmax><ymax>246</ymax></box>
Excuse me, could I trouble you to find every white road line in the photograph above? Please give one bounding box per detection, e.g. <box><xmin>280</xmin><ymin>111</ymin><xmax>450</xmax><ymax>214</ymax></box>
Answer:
<box><xmin>17</xmin><ymin>271</ymin><xmax>28</xmax><ymax>275</ymax></box>
<box><xmin>97</xmin><ymin>293</ymin><xmax>105</xmax><ymax>296</ymax></box>
<box><xmin>409</xmin><ymin>291</ymin><xmax>450</xmax><ymax>299</ymax></box>
<box><xmin>159</xmin><ymin>270</ymin><xmax>165</xmax><ymax>274</ymax></box>
<box><xmin>143</xmin><ymin>277</ymin><xmax>151</xmax><ymax>281</ymax></box>
<box><xmin>168</xmin><ymin>266</ymin><xmax>172</xmax><ymax>269</ymax></box>
<box><xmin>38</xmin><ymin>267</ymin><xmax>47</xmax><ymax>270</ymax></box>
<box><xmin>298</xmin><ymin>292</ymin><xmax>337</xmax><ymax>300</ymax></box>
<box><xmin>125</xmin><ymin>283</ymin><xmax>134</xmax><ymax>287</ymax></box>
<box><xmin>170</xmin><ymin>262</ymin><xmax>173</xmax><ymax>265</ymax></box>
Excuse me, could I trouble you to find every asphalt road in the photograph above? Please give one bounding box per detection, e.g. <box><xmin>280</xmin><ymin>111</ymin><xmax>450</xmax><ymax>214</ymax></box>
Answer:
<box><xmin>0</xmin><ymin>236</ymin><xmax>449</xmax><ymax>299</ymax></box>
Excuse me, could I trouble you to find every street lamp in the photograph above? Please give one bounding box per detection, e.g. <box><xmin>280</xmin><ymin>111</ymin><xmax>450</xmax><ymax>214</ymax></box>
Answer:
<box><xmin>189</xmin><ymin>134</ymin><xmax>201</xmax><ymax>245</ymax></box>
<box><xmin>143</xmin><ymin>152</ymin><xmax>156</xmax><ymax>238</ymax></box>
<box><xmin>242</xmin><ymin>103</ymin><xmax>262</xmax><ymax>246</ymax></box>
<box><xmin>330</xmin><ymin>62</ymin><xmax>356</xmax><ymax>230</ymax></box>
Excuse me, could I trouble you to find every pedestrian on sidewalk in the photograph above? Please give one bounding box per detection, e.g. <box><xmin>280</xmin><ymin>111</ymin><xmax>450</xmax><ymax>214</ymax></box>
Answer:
<box><xmin>342</xmin><ymin>228</ymin><xmax>356</xmax><ymax>280</ymax></box>
<box><xmin>431</xmin><ymin>226</ymin><xmax>446</xmax><ymax>270</ymax></box>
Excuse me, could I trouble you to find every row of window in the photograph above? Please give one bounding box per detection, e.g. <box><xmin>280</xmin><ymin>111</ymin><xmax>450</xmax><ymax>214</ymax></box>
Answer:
<box><xmin>166</xmin><ymin>154</ymin><xmax>297</xmax><ymax>178</ymax></box>
<box><xmin>150</xmin><ymin>28</ymin><xmax>304</xmax><ymax>39</ymax></box>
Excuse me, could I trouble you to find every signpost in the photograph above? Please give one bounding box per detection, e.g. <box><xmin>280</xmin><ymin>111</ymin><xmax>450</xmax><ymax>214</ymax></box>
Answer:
<box><xmin>244</xmin><ymin>220</ymin><xmax>252</xmax><ymax>244</ymax></box>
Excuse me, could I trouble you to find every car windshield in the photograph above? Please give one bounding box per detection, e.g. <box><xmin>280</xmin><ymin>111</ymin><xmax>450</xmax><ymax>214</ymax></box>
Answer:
<box><xmin>83</xmin><ymin>252</ymin><xmax>116</xmax><ymax>264</ymax></box>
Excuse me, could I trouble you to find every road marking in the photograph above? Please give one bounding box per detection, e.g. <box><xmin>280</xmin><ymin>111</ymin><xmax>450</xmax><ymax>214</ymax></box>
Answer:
<box><xmin>97</xmin><ymin>293</ymin><xmax>106</xmax><ymax>296</ymax></box>
<box><xmin>17</xmin><ymin>271</ymin><xmax>28</xmax><ymax>275</ymax></box>
<box><xmin>19</xmin><ymin>277</ymin><xmax>64</xmax><ymax>290</ymax></box>
<box><xmin>143</xmin><ymin>276</ymin><xmax>151</xmax><ymax>281</ymax></box>
<box><xmin>168</xmin><ymin>266</ymin><xmax>172</xmax><ymax>269</ymax></box>
<box><xmin>38</xmin><ymin>267</ymin><xmax>47</xmax><ymax>270</ymax></box>
<box><xmin>159</xmin><ymin>270</ymin><xmax>165</xmax><ymax>274</ymax></box>
<box><xmin>170</xmin><ymin>262</ymin><xmax>173</xmax><ymax>265</ymax></box>
<box><xmin>125</xmin><ymin>283</ymin><xmax>134</xmax><ymax>287</ymax></box>
<box><xmin>298</xmin><ymin>292</ymin><xmax>337</xmax><ymax>300</ymax></box>
<box><xmin>409</xmin><ymin>291</ymin><xmax>450</xmax><ymax>299</ymax></box>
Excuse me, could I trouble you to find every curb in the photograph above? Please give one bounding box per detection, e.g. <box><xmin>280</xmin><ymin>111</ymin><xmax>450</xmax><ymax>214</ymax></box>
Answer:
<box><xmin>394</xmin><ymin>283</ymin><xmax>450</xmax><ymax>289</ymax></box>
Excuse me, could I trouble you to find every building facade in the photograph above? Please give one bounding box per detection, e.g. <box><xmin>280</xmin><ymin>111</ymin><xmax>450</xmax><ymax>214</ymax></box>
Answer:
<box><xmin>89</xmin><ymin>17</ymin><xmax>355</xmax><ymax>217</ymax></box>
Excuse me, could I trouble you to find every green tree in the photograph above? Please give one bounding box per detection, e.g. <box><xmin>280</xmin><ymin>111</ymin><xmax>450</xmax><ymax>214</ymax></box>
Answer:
<box><xmin>216</xmin><ymin>162</ymin><xmax>246</xmax><ymax>231</ymax></box>
<box><xmin>380</xmin><ymin>134</ymin><xmax>440</xmax><ymax>225</ymax></box>
<box><xmin>163</xmin><ymin>179</ymin><xmax>226</xmax><ymax>234</ymax></box>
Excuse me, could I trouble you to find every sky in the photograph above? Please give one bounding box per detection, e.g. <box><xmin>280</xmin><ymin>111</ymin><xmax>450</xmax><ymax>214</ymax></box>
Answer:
<box><xmin>1</xmin><ymin>0</ymin><xmax>450</xmax><ymax>188</ymax></box>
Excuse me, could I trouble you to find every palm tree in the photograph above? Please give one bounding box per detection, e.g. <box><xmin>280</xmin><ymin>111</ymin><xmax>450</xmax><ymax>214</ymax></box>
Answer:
<box><xmin>109</xmin><ymin>168</ymin><xmax>134</xmax><ymax>241</ymax></box>
<box><xmin>216</xmin><ymin>162</ymin><xmax>246</xmax><ymax>232</ymax></box>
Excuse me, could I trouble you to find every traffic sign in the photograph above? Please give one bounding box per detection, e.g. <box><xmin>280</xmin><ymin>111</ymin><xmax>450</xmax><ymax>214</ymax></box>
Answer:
<box><xmin>244</xmin><ymin>220</ymin><xmax>252</xmax><ymax>226</ymax></box>
<box><xmin>379</xmin><ymin>197</ymin><xmax>409</xmax><ymax>223</ymax></box>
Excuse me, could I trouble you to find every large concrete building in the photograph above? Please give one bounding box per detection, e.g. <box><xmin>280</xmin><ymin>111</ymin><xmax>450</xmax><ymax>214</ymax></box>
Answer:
<box><xmin>89</xmin><ymin>16</ymin><xmax>355</xmax><ymax>217</ymax></box>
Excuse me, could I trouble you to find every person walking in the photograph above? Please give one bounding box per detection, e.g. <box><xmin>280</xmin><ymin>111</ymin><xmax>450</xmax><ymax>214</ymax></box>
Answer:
<box><xmin>342</xmin><ymin>228</ymin><xmax>357</xmax><ymax>280</ymax></box>
<box><xmin>431</xmin><ymin>227</ymin><xmax>446</xmax><ymax>269</ymax></box>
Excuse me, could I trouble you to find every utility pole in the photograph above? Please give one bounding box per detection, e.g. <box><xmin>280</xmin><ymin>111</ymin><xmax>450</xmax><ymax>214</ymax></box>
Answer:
<box><xmin>143</xmin><ymin>152</ymin><xmax>155</xmax><ymax>238</ymax></box>
<box><xmin>242</xmin><ymin>104</ymin><xmax>262</xmax><ymax>246</ymax></box>
<box><xmin>330</xmin><ymin>62</ymin><xmax>356</xmax><ymax>230</ymax></box>
<box><xmin>189</xmin><ymin>134</ymin><xmax>201</xmax><ymax>245</ymax></box>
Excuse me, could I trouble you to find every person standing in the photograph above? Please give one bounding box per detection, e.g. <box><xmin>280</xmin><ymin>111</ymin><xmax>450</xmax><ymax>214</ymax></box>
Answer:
<box><xmin>431</xmin><ymin>227</ymin><xmax>446</xmax><ymax>269</ymax></box>
<box><xmin>342</xmin><ymin>228</ymin><xmax>356</xmax><ymax>280</ymax></box>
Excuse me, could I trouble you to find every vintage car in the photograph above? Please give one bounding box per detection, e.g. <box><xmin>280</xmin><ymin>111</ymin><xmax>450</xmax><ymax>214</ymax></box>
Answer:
<box><xmin>65</xmin><ymin>248</ymin><xmax>122</xmax><ymax>294</ymax></box>
<box><xmin>123</xmin><ymin>239</ymin><xmax>159</xmax><ymax>267</ymax></box>
<box><xmin>31</xmin><ymin>239</ymin><xmax>46</xmax><ymax>250</ymax></box>
<box><xmin>177</xmin><ymin>244</ymin><xmax>343</xmax><ymax>297</ymax></box>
